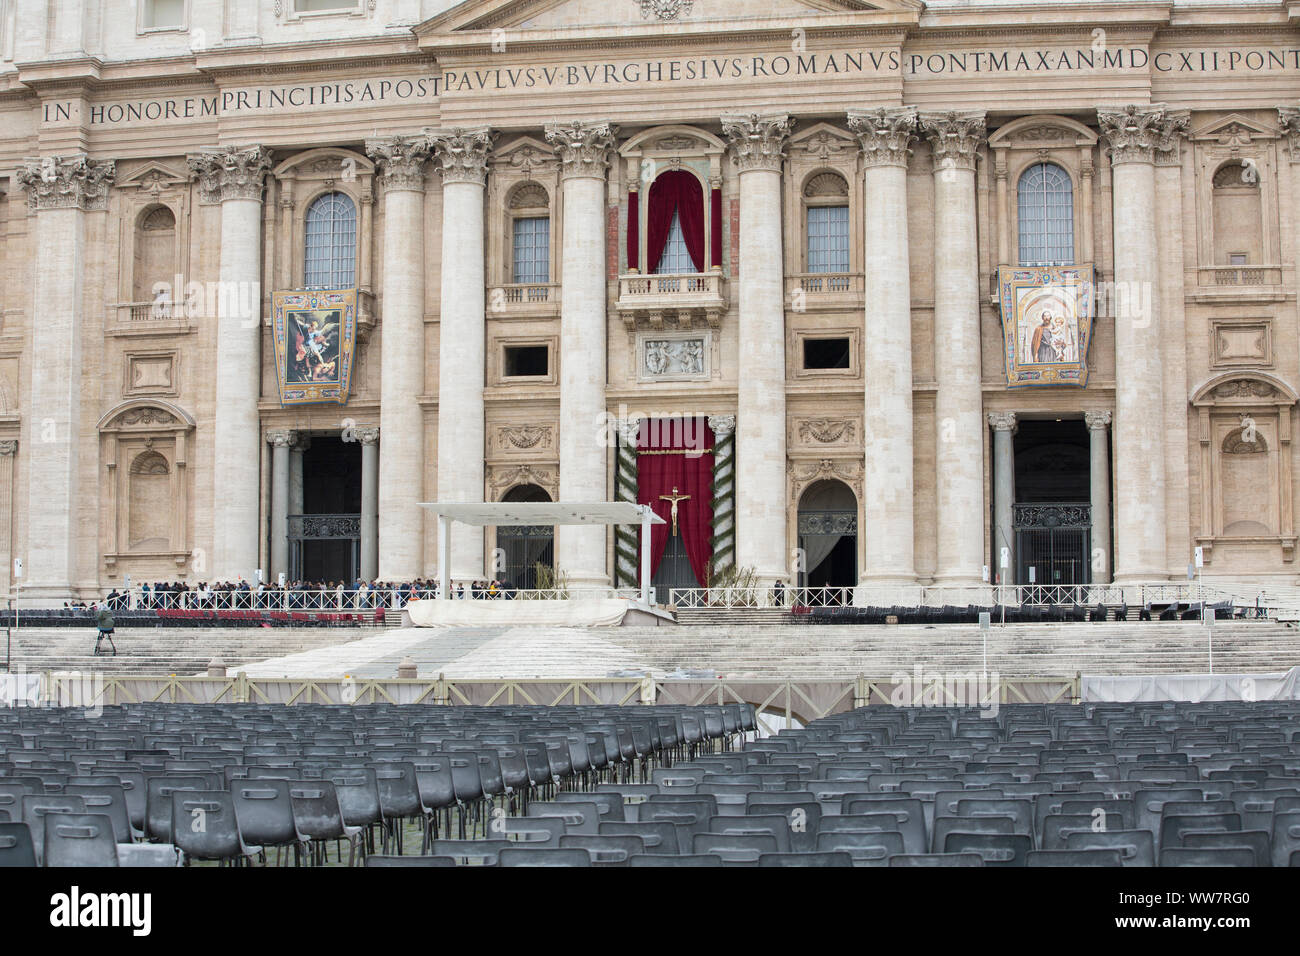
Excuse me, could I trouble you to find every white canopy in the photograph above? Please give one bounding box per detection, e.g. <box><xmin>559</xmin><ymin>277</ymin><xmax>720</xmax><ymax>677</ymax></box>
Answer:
<box><xmin>417</xmin><ymin>501</ymin><xmax>664</xmax><ymax>604</ymax></box>
<box><xmin>418</xmin><ymin>501</ymin><xmax>664</xmax><ymax>527</ymax></box>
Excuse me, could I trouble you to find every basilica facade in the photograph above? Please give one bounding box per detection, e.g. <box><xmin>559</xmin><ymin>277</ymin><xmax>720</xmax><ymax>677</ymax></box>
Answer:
<box><xmin>3</xmin><ymin>0</ymin><xmax>1300</xmax><ymax>598</ymax></box>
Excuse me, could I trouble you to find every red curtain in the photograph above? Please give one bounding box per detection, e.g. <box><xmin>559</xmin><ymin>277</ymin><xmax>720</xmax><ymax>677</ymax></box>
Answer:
<box><xmin>636</xmin><ymin>417</ymin><xmax>714</xmax><ymax>587</ymax></box>
<box><xmin>710</xmin><ymin>186</ymin><xmax>722</xmax><ymax>270</ymax></box>
<box><xmin>627</xmin><ymin>190</ymin><xmax>639</xmax><ymax>271</ymax></box>
<box><xmin>646</xmin><ymin>170</ymin><xmax>705</xmax><ymax>274</ymax></box>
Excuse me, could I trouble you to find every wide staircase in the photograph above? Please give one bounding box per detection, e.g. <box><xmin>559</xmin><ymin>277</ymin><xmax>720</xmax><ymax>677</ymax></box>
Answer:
<box><xmin>1</xmin><ymin>626</ymin><xmax>369</xmax><ymax>676</ymax></box>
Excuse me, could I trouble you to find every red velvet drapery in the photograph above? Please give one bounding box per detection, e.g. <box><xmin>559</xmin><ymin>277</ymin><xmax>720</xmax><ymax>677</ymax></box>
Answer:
<box><xmin>646</xmin><ymin>170</ymin><xmax>705</xmax><ymax>274</ymax></box>
<box><xmin>636</xmin><ymin>417</ymin><xmax>714</xmax><ymax>587</ymax></box>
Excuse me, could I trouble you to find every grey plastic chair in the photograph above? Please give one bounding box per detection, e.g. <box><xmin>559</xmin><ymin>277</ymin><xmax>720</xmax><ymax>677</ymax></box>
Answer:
<box><xmin>942</xmin><ymin>832</ymin><xmax>1032</xmax><ymax>866</ymax></box>
<box><xmin>364</xmin><ymin>854</ymin><xmax>456</xmax><ymax>867</ymax></box>
<box><xmin>1026</xmin><ymin>848</ymin><xmax>1123</xmax><ymax>867</ymax></box>
<box><xmin>22</xmin><ymin>794</ymin><xmax>87</xmax><ymax>866</ymax></box>
<box><xmin>497</xmin><ymin>847</ymin><xmax>592</xmax><ymax>867</ymax></box>
<box><xmin>758</xmin><ymin>851</ymin><xmax>854</xmax><ymax>867</ymax></box>
<box><xmin>627</xmin><ymin>853</ymin><xmax>723</xmax><ymax>867</ymax></box>
<box><xmin>1182</xmin><ymin>830</ymin><xmax>1272</xmax><ymax>867</ymax></box>
<box><xmin>887</xmin><ymin>852</ymin><xmax>984</xmax><ymax>867</ymax></box>
<box><xmin>1159</xmin><ymin>846</ymin><xmax>1254</xmax><ymax>867</ymax></box>
<box><xmin>692</xmin><ymin>832</ymin><xmax>778</xmax><ymax>863</ymax></box>
<box><xmin>429</xmin><ymin>839</ymin><xmax>508</xmax><ymax>865</ymax></box>
<box><xmin>65</xmin><ymin>784</ymin><xmax>135</xmax><ymax>845</ymax></box>
<box><xmin>1065</xmin><ymin>829</ymin><xmax>1157</xmax><ymax>867</ymax></box>
<box><xmin>42</xmin><ymin>812</ymin><xmax>119</xmax><ymax>867</ymax></box>
<box><xmin>598</xmin><ymin>820</ymin><xmax>680</xmax><ymax>855</ymax></box>
<box><xmin>816</xmin><ymin>829</ymin><xmax>905</xmax><ymax>866</ymax></box>
<box><xmin>1270</xmin><ymin>811</ymin><xmax>1300</xmax><ymax>868</ymax></box>
<box><xmin>0</xmin><ymin>821</ymin><xmax>37</xmax><ymax>867</ymax></box>
<box><xmin>559</xmin><ymin>834</ymin><xmax>645</xmax><ymax>865</ymax></box>
<box><xmin>289</xmin><ymin>780</ymin><xmax>364</xmax><ymax>866</ymax></box>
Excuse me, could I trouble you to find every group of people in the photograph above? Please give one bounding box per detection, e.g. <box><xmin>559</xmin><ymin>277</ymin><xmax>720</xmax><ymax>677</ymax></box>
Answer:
<box><xmin>99</xmin><ymin>576</ymin><xmax>523</xmax><ymax>610</ymax></box>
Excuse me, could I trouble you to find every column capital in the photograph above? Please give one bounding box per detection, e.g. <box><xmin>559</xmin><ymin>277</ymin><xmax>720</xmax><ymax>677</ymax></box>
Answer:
<box><xmin>17</xmin><ymin>154</ymin><xmax>115</xmax><ymax>212</ymax></box>
<box><xmin>266</xmin><ymin>429</ymin><xmax>296</xmax><ymax>448</ymax></box>
<box><xmin>544</xmin><ymin>121</ymin><xmax>618</xmax><ymax>180</ymax></box>
<box><xmin>708</xmin><ymin>414</ymin><xmax>736</xmax><ymax>440</ymax></box>
<box><xmin>720</xmin><ymin>112</ymin><xmax>794</xmax><ymax>173</ymax></box>
<box><xmin>0</xmin><ymin>440</ymin><xmax>16</xmax><ymax>456</ymax></box>
<box><xmin>988</xmin><ymin>411</ymin><xmax>1017</xmax><ymax>432</ymax></box>
<box><xmin>1097</xmin><ymin>105</ymin><xmax>1188</xmax><ymax>167</ymax></box>
<box><xmin>918</xmin><ymin>110</ymin><xmax>986</xmax><ymax>174</ymax></box>
<box><xmin>365</xmin><ymin>134</ymin><xmax>432</xmax><ymax>193</ymax></box>
<box><xmin>187</xmin><ymin>145</ymin><xmax>271</xmax><ymax>204</ymax></box>
<box><xmin>356</xmin><ymin>426</ymin><xmax>381</xmax><ymax>445</ymax></box>
<box><xmin>1084</xmin><ymin>410</ymin><xmax>1113</xmax><ymax>431</ymax></box>
<box><xmin>424</xmin><ymin>126</ymin><xmax>496</xmax><ymax>186</ymax></box>
<box><xmin>847</xmin><ymin>107</ymin><xmax>917</xmax><ymax>168</ymax></box>
<box><xmin>1278</xmin><ymin>107</ymin><xmax>1300</xmax><ymax>163</ymax></box>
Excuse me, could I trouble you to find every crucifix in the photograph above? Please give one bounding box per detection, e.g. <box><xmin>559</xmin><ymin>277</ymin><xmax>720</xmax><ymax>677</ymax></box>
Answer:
<box><xmin>658</xmin><ymin>486</ymin><xmax>690</xmax><ymax>537</ymax></box>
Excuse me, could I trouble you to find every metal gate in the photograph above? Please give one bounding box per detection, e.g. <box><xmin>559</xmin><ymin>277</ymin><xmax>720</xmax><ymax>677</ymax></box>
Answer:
<box><xmin>497</xmin><ymin>525</ymin><xmax>553</xmax><ymax>590</ymax></box>
<box><xmin>1013</xmin><ymin>503</ymin><xmax>1090</xmax><ymax>587</ymax></box>
<box><xmin>288</xmin><ymin>514</ymin><xmax>360</xmax><ymax>584</ymax></box>
<box><xmin>797</xmin><ymin>509</ymin><xmax>858</xmax><ymax>598</ymax></box>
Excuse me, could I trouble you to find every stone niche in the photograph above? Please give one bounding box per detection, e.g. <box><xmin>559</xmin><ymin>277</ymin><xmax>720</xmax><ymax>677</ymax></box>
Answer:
<box><xmin>1191</xmin><ymin>372</ymin><xmax>1297</xmax><ymax>565</ymax></box>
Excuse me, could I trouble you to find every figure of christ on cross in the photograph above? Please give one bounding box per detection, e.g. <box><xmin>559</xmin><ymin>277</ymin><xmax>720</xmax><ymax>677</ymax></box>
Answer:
<box><xmin>659</xmin><ymin>486</ymin><xmax>690</xmax><ymax>537</ymax></box>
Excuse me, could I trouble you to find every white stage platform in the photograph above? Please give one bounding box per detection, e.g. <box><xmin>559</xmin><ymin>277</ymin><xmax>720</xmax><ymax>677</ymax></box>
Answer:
<box><xmin>403</xmin><ymin>597</ymin><xmax>676</xmax><ymax>628</ymax></box>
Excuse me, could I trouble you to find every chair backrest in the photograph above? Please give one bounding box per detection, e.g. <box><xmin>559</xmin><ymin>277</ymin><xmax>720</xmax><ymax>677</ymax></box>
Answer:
<box><xmin>43</xmin><ymin>813</ymin><xmax>120</xmax><ymax>867</ymax></box>
<box><xmin>497</xmin><ymin>847</ymin><xmax>592</xmax><ymax>867</ymax></box>
<box><xmin>64</xmin><ymin>785</ymin><xmax>133</xmax><ymax>845</ymax></box>
<box><xmin>22</xmin><ymin>794</ymin><xmax>87</xmax><ymax>865</ymax></box>
<box><xmin>0</xmin><ymin>821</ymin><xmax>37</xmax><ymax>867</ymax></box>
<box><xmin>1158</xmin><ymin>846</ymin><xmax>1255</xmax><ymax>867</ymax></box>
<box><xmin>887</xmin><ymin>852</ymin><xmax>984</xmax><ymax>867</ymax></box>
<box><xmin>757</xmin><ymin>851</ymin><xmax>854</xmax><ymax>867</ymax></box>
<box><xmin>429</xmin><ymin>839</ymin><xmax>507</xmax><ymax>865</ymax></box>
<box><xmin>1026</xmin><ymin>849</ymin><xmax>1123</xmax><ymax>867</ymax></box>
<box><xmin>363</xmin><ymin>854</ymin><xmax>455</xmax><ymax>867</ymax></box>
<box><xmin>598</xmin><ymin>820</ymin><xmax>680</xmax><ymax>855</ymax></box>
<box><xmin>1065</xmin><ymin>829</ymin><xmax>1156</xmax><ymax>867</ymax></box>
<box><xmin>1159</xmin><ymin>813</ymin><xmax>1242</xmax><ymax>849</ymax></box>
<box><xmin>1182</xmin><ymin>829</ymin><xmax>1271</xmax><ymax>868</ymax></box>
<box><xmin>321</xmin><ymin>768</ymin><xmax>383</xmax><ymax>827</ymax></box>
<box><xmin>707</xmin><ymin>814</ymin><xmax>793</xmax><ymax>853</ymax></box>
<box><xmin>1041</xmin><ymin>813</ymin><xmax>1100</xmax><ymax>851</ymax></box>
<box><xmin>841</xmin><ymin>796</ymin><xmax>927</xmax><ymax>855</ymax></box>
<box><xmin>1270</xmin><ymin>811</ymin><xmax>1300</xmax><ymax>868</ymax></box>
<box><xmin>692</xmin><ymin>832</ymin><xmax>778</xmax><ymax>862</ymax></box>
<box><xmin>941</xmin><ymin>832</ymin><xmax>1032</xmax><ymax>866</ymax></box>
<box><xmin>144</xmin><ymin>776</ymin><xmax>208</xmax><ymax>843</ymax></box>
<box><xmin>558</xmin><ymin>834</ymin><xmax>645</xmax><ymax>865</ymax></box>
<box><xmin>527</xmin><ymin>801</ymin><xmax>601</xmax><ymax>835</ymax></box>
<box><xmin>626</xmin><ymin>853</ymin><xmax>722</xmax><ymax>867</ymax></box>
<box><xmin>815</xmin><ymin>829</ymin><xmax>906</xmax><ymax>865</ymax></box>
<box><xmin>232</xmin><ymin>779</ymin><xmax>299</xmax><ymax>847</ymax></box>
<box><xmin>288</xmin><ymin>780</ymin><xmax>349</xmax><ymax>842</ymax></box>
<box><xmin>503</xmin><ymin>816</ymin><xmax>565</xmax><ymax>847</ymax></box>
<box><xmin>367</xmin><ymin>762</ymin><xmax>423</xmax><ymax>819</ymax></box>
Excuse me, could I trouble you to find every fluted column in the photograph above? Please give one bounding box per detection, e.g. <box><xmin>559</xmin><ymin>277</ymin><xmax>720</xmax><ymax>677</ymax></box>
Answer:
<box><xmin>366</xmin><ymin>136</ymin><xmax>433</xmax><ymax>581</ymax></box>
<box><xmin>16</xmin><ymin>155</ymin><xmax>114</xmax><ymax>596</ymax></box>
<box><xmin>721</xmin><ymin>112</ymin><xmax>794</xmax><ymax>588</ymax></box>
<box><xmin>358</xmin><ymin>427</ymin><xmax>380</xmax><ymax>582</ymax></box>
<box><xmin>0</xmin><ymin>441</ymin><xmax>16</xmax><ymax>596</ymax></box>
<box><xmin>546</xmin><ymin>121</ymin><xmax>617</xmax><ymax>587</ymax></box>
<box><xmin>921</xmin><ymin>110</ymin><xmax>986</xmax><ymax>586</ymax></box>
<box><xmin>1086</xmin><ymin>411</ymin><xmax>1113</xmax><ymax>585</ymax></box>
<box><xmin>188</xmin><ymin>145</ymin><xmax>271</xmax><ymax>582</ymax></box>
<box><xmin>425</xmin><ymin>127</ymin><xmax>495</xmax><ymax>583</ymax></box>
<box><xmin>848</xmin><ymin>107</ymin><xmax>918</xmax><ymax>587</ymax></box>
<box><xmin>989</xmin><ymin>412</ymin><xmax>1017</xmax><ymax>584</ymax></box>
<box><xmin>267</xmin><ymin>429</ymin><xmax>294</xmax><ymax>581</ymax></box>
<box><xmin>1099</xmin><ymin>106</ymin><xmax>1186</xmax><ymax>585</ymax></box>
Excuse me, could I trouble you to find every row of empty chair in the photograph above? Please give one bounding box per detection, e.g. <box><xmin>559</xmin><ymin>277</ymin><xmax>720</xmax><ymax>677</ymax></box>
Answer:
<box><xmin>0</xmin><ymin>702</ymin><xmax>750</xmax><ymax>866</ymax></box>
<box><xmin>802</xmin><ymin>602</ymin><xmax>1239</xmax><ymax>625</ymax></box>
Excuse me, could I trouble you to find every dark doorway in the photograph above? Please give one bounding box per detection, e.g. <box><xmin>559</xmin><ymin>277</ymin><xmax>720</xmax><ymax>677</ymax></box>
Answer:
<box><xmin>797</xmin><ymin>480</ymin><xmax>858</xmax><ymax>603</ymax></box>
<box><xmin>496</xmin><ymin>484</ymin><xmax>553</xmax><ymax>590</ymax></box>
<box><xmin>290</xmin><ymin>435</ymin><xmax>361</xmax><ymax>584</ymax></box>
<box><xmin>1013</xmin><ymin>419</ymin><xmax>1091</xmax><ymax>587</ymax></box>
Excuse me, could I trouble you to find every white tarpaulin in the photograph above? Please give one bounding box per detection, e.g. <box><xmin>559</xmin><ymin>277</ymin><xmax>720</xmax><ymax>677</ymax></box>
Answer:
<box><xmin>406</xmin><ymin>598</ymin><xmax>636</xmax><ymax>628</ymax></box>
<box><xmin>1082</xmin><ymin>666</ymin><xmax>1300</xmax><ymax>702</ymax></box>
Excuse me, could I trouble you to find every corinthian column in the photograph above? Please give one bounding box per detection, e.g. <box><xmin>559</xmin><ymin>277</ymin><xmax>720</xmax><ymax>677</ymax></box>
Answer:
<box><xmin>267</xmin><ymin>429</ymin><xmax>295</xmax><ymax>582</ymax></box>
<box><xmin>188</xmin><ymin>145</ymin><xmax>271</xmax><ymax>582</ymax></box>
<box><xmin>545</xmin><ymin>121</ymin><xmax>617</xmax><ymax>587</ymax></box>
<box><xmin>989</xmin><ymin>412</ymin><xmax>1017</xmax><ymax>584</ymax></box>
<box><xmin>847</xmin><ymin>107</ymin><xmax>918</xmax><ymax>587</ymax></box>
<box><xmin>425</xmin><ymin>127</ymin><xmax>495</xmax><ymax>583</ymax></box>
<box><xmin>721</xmin><ymin>113</ymin><xmax>794</xmax><ymax>588</ymax></box>
<box><xmin>366</xmin><ymin>135</ymin><xmax>432</xmax><ymax>581</ymax></box>
<box><xmin>1098</xmin><ymin>105</ymin><xmax>1187</xmax><ymax>585</ymax></box>
<box><xmin>920</xmin><ymin>110</ymin><xmax>986</xmax><ymax>587</ymax></box>
<box><xmin>16</xmin><ymin>155</ymin><xmax>114</xmax><ymax>597</ymax></box>
<box><xmin>1085</xmin><ymin>411</ymin><xmax>1113</xmax><ymax>584</ymax></box>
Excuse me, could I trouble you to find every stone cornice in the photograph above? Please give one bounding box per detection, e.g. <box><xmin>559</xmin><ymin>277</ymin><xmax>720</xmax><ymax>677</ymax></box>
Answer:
<box><xmin>847</xmin><ymin>106</ymin><xmax>918</xmax><ymax>168</ymax></box>
<box><xmin>366</xmin><ymin>135</ymin><xmax>432</xmax><ymax>193</ymax></box>
<box><xmin>919</xmin><ymin>109</ymin><xmax>986</xmax><ymax>173</ymax></box>
<box><xmin>720</xmin><ymin>112</ymin><xmax>794</xmax><ymax>173</ymax></box>
<box><xmin>186</xmin><ymin>145</ymin><xmax>271</xmax><ymax>204</ymax></box>
<box><xmin>425</xmin><ymin>126</ymin><xmax>496</xmax><ymax>186</ymax></box>
<box><xmin>1098</xmin><ymin>104</ymin><xmax>1188</xmax><ymax>166</ymax></box>
<box><xmin>544</xmin><ymin>121</ymin><xmax>617</xmax><ymax>180</ymax></box>
<box><xmin>17</xmin><ymin>154</ymin><xmax>116</xmax><ymax>212</ymax></box>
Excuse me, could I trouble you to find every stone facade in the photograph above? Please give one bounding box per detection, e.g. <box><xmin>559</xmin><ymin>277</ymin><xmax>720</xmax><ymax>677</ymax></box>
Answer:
<box><xmin>3</xmin><ymin>0</ymin><xmax>1300</xmax><ymax>594</ymax></box>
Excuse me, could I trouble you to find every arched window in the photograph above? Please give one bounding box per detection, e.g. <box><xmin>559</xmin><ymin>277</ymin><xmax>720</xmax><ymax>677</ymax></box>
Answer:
<box><xmin>803</xmin><ymin>172</ymin><xmax>850</xmax><ymax>274</ymax></box>
<box><xmin>134</xmin><ymin>205</ymin><xmax>177</xmax><ymax>304</ymax></box>
<box><xmin>128</xmin><ymin>450</ymin><xmax>172</xmax><ymax>552</ymax></box>
<box><xmin>1018</xmin><ymin>163</ymin><xmax>1073</xmax><ymax>266</ymax></box>
<box><xmin>509</xmin><ymin>183</ymin><xmax>551</xmax><ymax>284</ymax></box>
<box><xmin>647</xmin><ymin>170</ymin><xmax>705</xmax><ymax>274</ymax></box>
<box><xmin>304</xmin><ymin>191</ymin><xmax>357</xmax><ymax>289</ymax></box>
<box><xmin>1212</xmin><ymin>161</ymin><xmax>1262</xmax><ymax>266</ymax></box>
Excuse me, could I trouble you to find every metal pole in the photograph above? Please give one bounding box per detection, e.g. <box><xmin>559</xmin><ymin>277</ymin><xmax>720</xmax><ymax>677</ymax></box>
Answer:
<box><xmin>438</xmin><ymin>515</ymin><xmax>450</xmax><ymax>600</ymax></box>
<box><xmin>639</xmin><ymin>509</ymin><xmax>652</xmax><ymax>607</ymax></box>
<box><xmin>5</xmin><ymin>597</ymin><xmax>11</xmax><ymax>674</ymax></box>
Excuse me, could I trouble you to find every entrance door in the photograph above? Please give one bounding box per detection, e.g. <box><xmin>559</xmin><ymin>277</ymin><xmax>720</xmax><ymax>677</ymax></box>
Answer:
<box><xmin>1014</xmin><ymin>503</ymin><xmax>1091</xmax><ymax>588</ymax></box>
<box><xmin>288</xmin><ymin>434</ymin><xmax>361</xmax><ymax>584</ymax></box>
<box><xmin>496</xmin><ymin>484</ymin><xmax>553</xmax><ymax>590</ymax></box>
<box><xmin>1012</xmin><ymin>419</ymin><xmax>1094</xmax><ymax>593</ymax></box>
<box><xmin>797</xmin><ymin>479</ymin><xmax>858</xmax><ymax>604</ymax></box>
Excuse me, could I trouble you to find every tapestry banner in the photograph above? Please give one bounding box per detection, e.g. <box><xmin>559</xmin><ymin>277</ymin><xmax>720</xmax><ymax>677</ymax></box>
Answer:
<box><xmin>271</xmin><ymin>289</ymin><xmax>357</xmax><ymax>406</ymax></box>
<box><xmin>997</xmin><ymin>265</ymin><xmax>1095</xmax><ymax>388</ymax></box>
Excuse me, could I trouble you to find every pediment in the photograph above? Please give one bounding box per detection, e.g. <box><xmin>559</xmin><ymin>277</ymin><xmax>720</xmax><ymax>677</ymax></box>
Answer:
<box><xmin>988</xmin><ymin>115</ymin><xmax>1098</xmax><ymax>150</ymax></box>
<box><xmin>417</xmin><ymin>0</ymin><xmax>919</xmax><ymax>38</ymax></box>
<box><xmin>115</xmin><ymin>160</ymin><xmax>189</xmax><ymax>192</ymax></box>
<box><xmin>493</xmin><ymin>134</ymin><xmax>560</xmax><ymax>175</ymax></box>
<box><xmin>1190</xmin><ymin>113</ymin><xmax>1280</xmax><ymax>144</ymax></box>
<box><xmin>789</xmin><ymin>121</ymin><xmax>857</xmax><ymax>162</ymax></box>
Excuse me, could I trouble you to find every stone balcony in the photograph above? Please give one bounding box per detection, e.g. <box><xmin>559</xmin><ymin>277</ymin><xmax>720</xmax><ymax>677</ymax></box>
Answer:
<box><xmin>784</xmin><ymin>272</ymin><xmax>864</xmax><ymax>312</ymax></box>
<box><xmin>615</xmin><ymin>271</ymin><xmax>727</xmax><ymax>330</ymax></box>
<box><xmin>488</xmin><ymin>282</ymin><xmax>561</xmax><ymax>318</ymax></box>
<box><xmin>1199</xmin><ymin>264</ymin><xmax>1283</xmax><ymax>286</ymax></box>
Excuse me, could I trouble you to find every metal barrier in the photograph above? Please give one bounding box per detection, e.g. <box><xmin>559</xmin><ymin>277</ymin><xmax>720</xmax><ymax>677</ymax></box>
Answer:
<box><xmin>15</xmin><ymin>672</ymin><xmax>1084</xmax><ymax>731</ymax></box>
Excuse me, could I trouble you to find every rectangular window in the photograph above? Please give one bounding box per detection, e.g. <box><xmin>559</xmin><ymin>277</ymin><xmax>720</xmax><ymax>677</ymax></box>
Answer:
<box><xmin>1229</xmin><ymin>252</ymin><xmax>1248</xmax><ymax>266</ymax></box>
<box><xmin>803</xmin><ymin>337</ymin><xmax>851</xmax><ymax>370</ymax></box>
<box><xmin>512</xmin><ymin>217</ymin><xmax>550</xmax><ymax>284</ymax></box>
<box><xmin>505</xmin><ymin>345</ymin><xmax>549</xmax><ymax>377</ymax></box>
<box><xmin>806</xmin><ymin>205</ymin><xmax>849</xmax><ymax>274</ymax></box>
<box><xmin>296</xmin><ymin>0</ymin><xmax>358</xmax><ymax>11</ymax></box>
<box><xmin>142</xmin><ymin>0</ymin><xmax>186</xmax><ymax>29</ymax></box>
